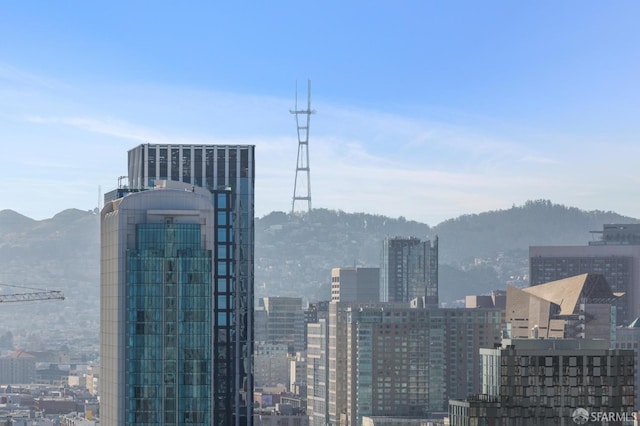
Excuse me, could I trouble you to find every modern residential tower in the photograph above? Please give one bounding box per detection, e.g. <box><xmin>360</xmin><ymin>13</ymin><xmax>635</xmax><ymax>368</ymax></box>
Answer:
<box><xmin>450</xmin><ymin>272</ymin><xmax>634</xmax><ymax>425</ymax></box>
<box><xmin>450</xmin><ymin>339</ymin><xmax>636</xmax><ymax>426</ymax></box>
<box><xmin>323</xmin><ymin>300</ymin><xmax>502</xmax><ymax>425</ymax></box>
<box><xmin>101</xmin><ymin>144</ymin><xmax>255</xmax><ymax>426</ymax></box>
<box><xmin>306</xmin><ymin>317</ymin><xmax>329</xmax><ymax>426</ymax></box>
<box><xmin>380</xmin><ymin>236</ymin><xmax>438</xmax><ymax>305</ymax></box>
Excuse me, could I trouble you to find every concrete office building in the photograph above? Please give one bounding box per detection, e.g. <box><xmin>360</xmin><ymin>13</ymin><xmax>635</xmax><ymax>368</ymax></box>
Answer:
<box><xmin>615</xmin><ymin>319</ymin><xmax>640</xmax><ymax>410</ymax></box>
<box><xmin>254</xmin><ymin>404</ymin><xmax>309</xmax><ymax>426</ymax></box>
<box><xmin>322</xmin><ymin>300</ymin><xmax>502</xmax><ymax>426</ymax></box>
<box><xmin>306</xmin><ymin>318</ymin><xmax>329</xmax><ymax>426</ymax></box>
<box><xmin>362</xmin><ymin>417</ymin><xmax>446</xmax><ymax>426</ymax></box>
<box><xmin>507</xmin><ymin>273</ymin><xmax>620</xmax><ymax>342</ymax></box>
<box><xmin>304</xmin><ymin>301</ymin><xmax>329</xmax><ymax>352</ymax></box>
<box><xmin>289</xmin><ymin>352</ymin><xmax>307</xmax><ymax>398</ymax></box>
<box><xmin>475</xmin><ymin>339</ymin><xmax>634</xmax><ymax>426</ymax></box>
<box><xmin>465</xmin><ymin>290</ymin><xmax>506</xmax><ymax>309</ymax></box>
<box><xmin>451</xmin><ymin>339</ymin><xmax>636</xmax><ymax>425</ymax></box>
<box><xmin>450</xmin><ymin>272</ymin><xmax>635</xmax><ymax>426</ymax></box>
<box><xmin>345</xmin><ymin>306</ymin><xmax>441</xmax><ymax>425</ymax></box>
<box><xmin>328</xmin><ymin>302</ymin><xmax>403</xmax><ymax>426</ymax></box>
<box><xmin>595</xmin><ymin>223</ymin><xmax>640</xmax><ymax>245</ymax></box>
<box><xmin>380</xmin><ymin>237</ymin><xmax>438</xmax><ymax>305</ymax></box>
<box><xmin>255</xmin><ymin>297</ymin><xmax>305</xmax><ymax>354</ymax></box>
<box><xmin>330</xmin><ymin>267</ymin><xmax>380</xmax><ymax>302</ymax></box>
<box><xmin>101</xmin><ymin>143</ymin><xmax>255</xmax><ymax>426</ymax></box>
<box><xmin>530</xmin><ymin>224</ymin><xmax>640</xmax><ymax>325</ymax></box>
<box><xmin>253</xmin><ymin>343</ymin><xmax>290</xmax><ymax>388</ymax></box>
<box><xmin>344</xmin><ymin>304</ymin><xmax>503</xmax><ymax>425</ymax></box>
<box><xmin>0</xmin><ymin>354</ymin><xmax>35</xmax><ymax>385</ymax></box>
<box><xmin>448</xmin><ymin>394</ymin><xmax>501</xmax><ymax>426</ymax></box>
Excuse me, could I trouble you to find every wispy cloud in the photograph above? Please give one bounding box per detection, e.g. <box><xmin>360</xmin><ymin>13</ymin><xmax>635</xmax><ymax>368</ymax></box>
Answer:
<box><xmin>23</xmin><ymin>115</ymin><xmax>167</xmax><ymax>143</ymax></box>
<box><xmin>522</xmin><ymin>155</ymin><xmax>559</xmax><ymax>165</ymax></box>
<box><xmin>13</xmin><ymin>104</ymin><xmax>597</xmax><ymax>224</ymax></box>
<box><xmin>0</xmin><ymin>63</ymin><xmax>69</xmax><ymax>91</ymax></box>
<box><xmin>2</xmin><ymin>65</ymin><xmax>638</xmax><ymax>223</ymax></box>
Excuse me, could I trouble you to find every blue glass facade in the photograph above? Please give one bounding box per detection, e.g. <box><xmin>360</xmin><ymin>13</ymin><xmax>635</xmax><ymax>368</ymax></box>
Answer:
<box><xmin>118</xmin><ymin>190</ymin><xmax>235</xmax><ymax>426</ymax></box>
<box><xmin>101</xmin><ymin>145</ymin><xmax>254</xmax><ymax>426</ymax></box>
<box><xmin>212</xmin><ymin>191</ymin><xmax>236</xmax><ymax>426</ymax></box>
<box><xmin>380</xmin><ymin>236</ymin><xmax>438</xmax><ymax>305</ymax></box>
<box><xmin>126</xmin><ymin>223</ymin><xmax>214</xmax><ymax>425</ymax></box>
<box><xmin>128</xmin><ymin>144</ymin><xmax>254</xmax><ymax>425</ymax></box>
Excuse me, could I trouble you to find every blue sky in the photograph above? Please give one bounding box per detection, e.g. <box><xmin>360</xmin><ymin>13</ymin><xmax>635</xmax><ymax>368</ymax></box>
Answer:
<box><xmin>0</xmin><ymin>2</ymin><xmax>639</xmax><ymax>225</ymax></box>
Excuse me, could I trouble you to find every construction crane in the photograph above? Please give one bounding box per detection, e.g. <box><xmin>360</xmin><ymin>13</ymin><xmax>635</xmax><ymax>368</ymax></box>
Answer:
<box><xmin>0</xmin><ymin>284</ymin><xmax>65</xmax><ymax>303</ymax></box>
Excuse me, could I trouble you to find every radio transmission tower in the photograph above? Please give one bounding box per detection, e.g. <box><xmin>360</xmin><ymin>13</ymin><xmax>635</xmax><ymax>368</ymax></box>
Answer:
<box><xmin>290</xmin><ymin>80</ymin><xmax>315</xmax><ymax>214</ymax></box>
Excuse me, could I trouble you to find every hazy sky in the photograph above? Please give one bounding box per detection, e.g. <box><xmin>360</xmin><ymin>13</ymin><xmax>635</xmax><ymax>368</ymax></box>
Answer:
<box><xmin>1</xmin><ymin>2</ymin><xmax>639</xmax><ymax>225</ymax></box>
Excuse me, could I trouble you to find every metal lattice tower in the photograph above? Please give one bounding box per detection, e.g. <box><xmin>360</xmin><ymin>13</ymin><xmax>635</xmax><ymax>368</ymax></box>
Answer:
<box><xmin>290</xmin><ymin>80</ymin><xmax>315</xmax><ymax>214</ymax></box>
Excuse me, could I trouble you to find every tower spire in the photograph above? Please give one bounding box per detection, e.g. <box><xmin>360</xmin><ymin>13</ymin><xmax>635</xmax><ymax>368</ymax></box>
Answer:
<box><xmin>290</xmin><ymin>80</ymin><xmax>315</xmax><ymax>214</ymax></box>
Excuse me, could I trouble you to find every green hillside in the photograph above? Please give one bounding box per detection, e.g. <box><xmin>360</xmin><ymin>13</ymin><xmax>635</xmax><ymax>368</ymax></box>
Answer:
<box><xmin>255</xmin><ymin>200</ymin><xmax>638</xmax><ymax>303</ymax></box>
<box><xmin>0</xmin><ymin>199</ymin><xmax>635</xmax><ymax>337</ymax></box>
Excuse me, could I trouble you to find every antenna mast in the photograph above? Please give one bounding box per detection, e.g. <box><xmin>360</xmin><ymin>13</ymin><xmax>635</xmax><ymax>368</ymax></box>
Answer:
<box><xmin>290</xmin><ymin>80</ymin><xmax>315</xmax><ymax>214</ymax></box>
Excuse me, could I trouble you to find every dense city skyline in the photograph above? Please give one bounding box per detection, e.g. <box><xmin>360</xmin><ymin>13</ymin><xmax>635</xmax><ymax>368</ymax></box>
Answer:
<box><xmin>1</xmin><ymin>2</ymin><xmax>639</xmax><ymax>225</ymax></box>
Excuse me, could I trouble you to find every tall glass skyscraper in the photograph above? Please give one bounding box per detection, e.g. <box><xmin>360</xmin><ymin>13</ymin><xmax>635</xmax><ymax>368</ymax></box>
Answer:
<box><xmin>101</xmin><ymin>144</ymin><xmax>254</xmax><ymax>426</ymax></box>
<box><xmin>380</xmin><ymin>236</ymin><xmax>438</xmax><ymax>305</ymax></box>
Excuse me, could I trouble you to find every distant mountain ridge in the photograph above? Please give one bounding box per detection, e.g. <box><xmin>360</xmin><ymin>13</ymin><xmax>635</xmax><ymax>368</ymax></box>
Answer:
<box><xmin>0</xmin><ymin>200</ymin><xmax>636</xmax><ymax>323</ymax></box>
<box><xmin>255</xmin><ymin>200</ymin><xmax>638</xmax><ymax>302</ymax></box>
<box><xmin>0</xmin><ymin>208</ymin><xmax>100</xmax><ymax>342</ymax></box>
<box><xmin>0</xmin><ymin>210</ymin><xmax>36</xmax><ymax>237</ymax></box>
<box><xmin>433</xmin><ymin>200</ymin><xmax>635</xmax><ymax>263</ymax></box>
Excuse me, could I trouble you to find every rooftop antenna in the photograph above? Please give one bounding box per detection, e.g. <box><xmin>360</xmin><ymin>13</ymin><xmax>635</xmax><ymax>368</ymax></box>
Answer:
<box><xmin>290</xmin><ymin>79</ymin><xmax>315</xmax><ymax>214</ymax></box>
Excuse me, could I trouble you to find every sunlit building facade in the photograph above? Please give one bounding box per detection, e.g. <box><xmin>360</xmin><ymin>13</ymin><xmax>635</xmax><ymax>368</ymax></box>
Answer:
<box><xmin>450</xmin><ymin>272</ymin><xmax>636</xmax><ymax>426</ymax></box>
<box><xmin>530</xmin><ymin>224</ymin><xmax>640</xmax><ymax>325</ymax></box>
<box><xmin>615</xmin><ymin>319</ymin><xmax>640</xmax><ymax>410</ymax></box>
<box><xmin>307</xmin><ymin>318</ymin><xmax>329</xmax><ymax>426</ymax></box>
<box><xmin>320</xmin><ymin>300</ymin><xmax>502</xmax><ymax>426</ymax></box>
<box><xmin>101</xmin><ymin>143</ymin><xmax>255</xmax><ymax>426</ymax></box>
<box><xmin>467</xmin><ymin>339</ymin><xmax>635</xmax><ymax>426</ymax></box>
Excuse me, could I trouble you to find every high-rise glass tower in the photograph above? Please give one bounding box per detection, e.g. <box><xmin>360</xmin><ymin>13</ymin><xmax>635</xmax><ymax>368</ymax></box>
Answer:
<box><xmin>380</xmin><ymin>236</ymin><xmax>438</xmax><ymax>305</ymax></box>
<box><xmin>101</xmin><ymin>144</ymin><xmax>254</xmax><ymax>426</ymax></box>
